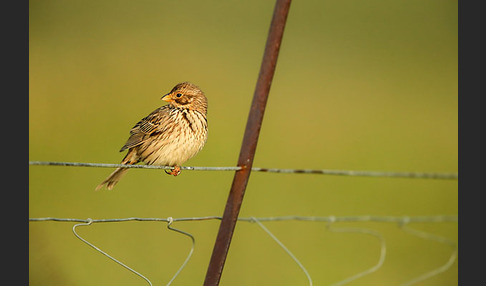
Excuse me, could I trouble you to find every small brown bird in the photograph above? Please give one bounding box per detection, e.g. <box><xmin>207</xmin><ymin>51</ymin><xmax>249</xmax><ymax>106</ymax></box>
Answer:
<box><xmin>96</xmin><ymin>82</ymin><xmax>208</xmax><ymax>190</ymax></box>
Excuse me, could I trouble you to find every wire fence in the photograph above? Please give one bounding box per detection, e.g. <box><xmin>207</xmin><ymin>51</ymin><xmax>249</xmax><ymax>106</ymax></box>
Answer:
<box><xmin>29</xmin><ymin>161</ymin><xmax>458</xmax><ymax>285</ymax></box>
<box><xmin>29</xmin><ymin>215</ymin><xmax>458</xmax><ymax>286</ymax></box>
<box><xmin>29</xmin><ymin>161</ymin><xmax>459</xmax><ymax>180</ymax></box>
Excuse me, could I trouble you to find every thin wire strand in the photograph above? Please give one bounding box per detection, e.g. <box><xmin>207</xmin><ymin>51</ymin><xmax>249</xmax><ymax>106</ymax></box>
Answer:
<box><xmin>28</xmin><ymin>161</ymin><xmax>458</xmax><ymax>180</ymax></box>
<box><xmin>72</xmin><ymin>218</ymin><xmax>153</xmax><ymax>286</ymax></box>
<box><xmin>165</xmin><ymin>217</ymin><xmax>195</xmax><ymax>286</ymax></box>
<box><xmin>237</xmin><ymin>215</ymin><xmax>458</xmax><ymax>223</ymax></box>
<box><xmin>399</xmin><ymin>223</ymin><xmax>458</xmax><ymax>286</ymax></box>
<box><xmin>326</xmin><ymin>217</ymin><xmax>386</xmax><ymax>286</ymax></box>
<box><xmin>251</xmin><ymin>217</ymin><xmax>313</xmax><ymax>286</ymax></box>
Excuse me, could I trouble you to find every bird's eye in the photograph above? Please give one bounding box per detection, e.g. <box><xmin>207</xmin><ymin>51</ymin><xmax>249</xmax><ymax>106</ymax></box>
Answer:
<box><xmin>176</xmin><ymin>93</ymin><xmax>183</xmax><ymax>98</ymax></box>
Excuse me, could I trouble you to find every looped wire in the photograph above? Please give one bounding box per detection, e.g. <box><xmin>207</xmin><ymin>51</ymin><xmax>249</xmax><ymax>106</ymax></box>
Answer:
<box><xmin>327</xmin><ymin>221</ymin><xmax>386</xmax><ymax>286</ymax></box>
<box><xmin>164</xmin><ymin>216</ymin><xmax>195</xmax><ymax>286</ymax></box>
<box><xmin>72</xmin><ymin>218</ymin><xmax>153</xmax><ymax>286</ymax></box>
<box><xmin>399</xmin><ymin>223</ymin><xmax>457</xmax><ymax>286</ymax></box>
<box><xmin>30</xmin><ymin>215</ymin><xmax>457</xmax><ymax>285</ymax></box>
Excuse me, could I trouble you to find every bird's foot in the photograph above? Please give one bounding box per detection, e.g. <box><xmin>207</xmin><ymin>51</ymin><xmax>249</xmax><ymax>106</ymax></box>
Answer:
<box><xmin>165</xmin><ymin>166</ymin><xmax>181</xmax><ymax>176</ymax></box>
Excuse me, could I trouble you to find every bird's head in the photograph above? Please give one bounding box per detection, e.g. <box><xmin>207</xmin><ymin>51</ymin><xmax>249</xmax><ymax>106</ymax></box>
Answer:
<box><xmin>161</xmin><ymin>82</ymin><xmax>208</xmax><ymax>114</ymax></box>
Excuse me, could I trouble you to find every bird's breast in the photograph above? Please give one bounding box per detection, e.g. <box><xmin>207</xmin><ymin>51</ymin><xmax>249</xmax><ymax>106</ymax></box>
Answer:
<box><xmin>138</xmin><ymin>109</ymin><xmax>208</xmax><ymax>166</ymax></box>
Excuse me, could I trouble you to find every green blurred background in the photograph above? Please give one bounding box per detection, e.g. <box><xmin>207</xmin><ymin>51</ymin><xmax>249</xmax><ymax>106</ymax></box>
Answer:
<box><xmin>29</xmin><ymin>0</ymin><xmax>457</xmax><ymax>285</ymax></box>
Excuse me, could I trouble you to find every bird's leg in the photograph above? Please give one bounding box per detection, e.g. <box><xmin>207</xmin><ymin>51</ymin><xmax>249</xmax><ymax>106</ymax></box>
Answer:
<box><xmin>165</xmin><ymin>166</ymin><xmax>181</xmax><ymax>176</ymax></box>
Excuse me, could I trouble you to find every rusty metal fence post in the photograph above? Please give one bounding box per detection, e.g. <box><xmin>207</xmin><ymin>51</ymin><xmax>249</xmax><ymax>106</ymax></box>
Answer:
<box><xmin>203</xmin><ymin>0</ymin><xmax>292</xmax><ymax>285</ymax></box>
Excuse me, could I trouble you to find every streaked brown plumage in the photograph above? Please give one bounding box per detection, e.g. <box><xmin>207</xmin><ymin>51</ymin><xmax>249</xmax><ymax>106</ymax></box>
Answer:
<box><xmin>95</xmin><ymin>82</ymin><xmax>208</xmax><ymax>190</ymax></box>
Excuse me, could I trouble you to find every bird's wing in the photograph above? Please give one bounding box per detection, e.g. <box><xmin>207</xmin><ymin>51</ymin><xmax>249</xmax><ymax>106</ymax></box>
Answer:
<box><xmin>119</xmin><ymin>106</ymin><xmax>171</xmax><ymax>152</ymax></box>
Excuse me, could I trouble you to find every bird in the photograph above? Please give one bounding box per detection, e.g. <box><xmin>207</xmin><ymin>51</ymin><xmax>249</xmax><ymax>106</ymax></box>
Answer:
<box><xmin>95</xmin><ymin>82</ymin><xmax>208</xmax><ymax>190</ymax></box>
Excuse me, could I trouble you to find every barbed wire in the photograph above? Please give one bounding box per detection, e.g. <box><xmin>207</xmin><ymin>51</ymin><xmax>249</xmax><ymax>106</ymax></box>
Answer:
<box><xmin>29</xmin><ymin>161</ymin><xmax>458</xmax><ymax>180</ymax></box>
<box><xmin>30</xmin><ymin>215</ymin><xmax>457</xmax><ymax>286</ymax></box>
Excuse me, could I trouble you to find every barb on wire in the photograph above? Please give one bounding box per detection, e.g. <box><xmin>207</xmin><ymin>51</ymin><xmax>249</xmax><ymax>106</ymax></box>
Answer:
<box><xmin>251</xmin><ymin>217</ymin><xmax>313</xmax><ymax>286</ymax></box>
<box><xmin>326</xmin><ymin>216</ymin><xmax>386</xmax><ymax>286</ymax></box>
<box><xmin>72</xmin><ymin>218</ymin><xmax>153</xmax><ymax>286</ymax></box>
<box><xmin>29</xmin><ymin>161</ymin><xmax>458</xmax><ymax>180</ymax></box>
<box><xmin>399</xmin><ymin>221</ymin><xmax>458</xmax><ymax>286</ymax></box>
<box><xmin>165</xmin><ymin>217</ymin><xmax>196</xmax><ymax>286</ymax></box>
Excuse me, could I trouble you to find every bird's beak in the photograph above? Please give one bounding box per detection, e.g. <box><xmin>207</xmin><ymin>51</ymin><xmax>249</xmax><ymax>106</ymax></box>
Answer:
<box><xmin>161</xmin><ymin>93</ymin><xmax>172</xmax><ymax>102</ymax></box>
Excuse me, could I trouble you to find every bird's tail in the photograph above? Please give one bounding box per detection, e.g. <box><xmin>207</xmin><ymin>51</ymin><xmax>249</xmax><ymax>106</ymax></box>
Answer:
<box><xmin>95</xmin><ymin>150</ymin><xmax>138</xmax><ymax>191</ymax></box>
